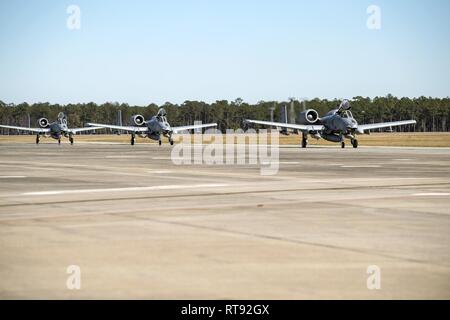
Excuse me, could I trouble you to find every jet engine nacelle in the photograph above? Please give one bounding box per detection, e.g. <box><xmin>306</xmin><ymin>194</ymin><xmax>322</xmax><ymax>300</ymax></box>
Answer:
<box><xmin>37</xmin><ymin>118</ymin><xmax>49</xmax><ymax>128</ymax></box>
<box><xmin>130</xmin><ymin>114</ymin><xmax>145</xmax><ymax>126</ymax></box>
<box><xmin>298</xmin><ymin>109</ymin><xmax>319</xmax><ymax>125</ymax></box>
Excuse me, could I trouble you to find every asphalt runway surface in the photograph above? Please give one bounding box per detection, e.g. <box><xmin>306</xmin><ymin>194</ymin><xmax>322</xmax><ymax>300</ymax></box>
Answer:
<box><xmin>0</xmin><ymin>142</ymin><xmax>449</xmax><ymax>299</ymax></box>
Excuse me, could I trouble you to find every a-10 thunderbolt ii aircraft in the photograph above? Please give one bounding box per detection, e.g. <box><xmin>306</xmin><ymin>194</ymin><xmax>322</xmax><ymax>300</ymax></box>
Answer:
<box><xmin>0</xmin><ymin>112</ymin><xmax>103</xmax><ymax>144</ymax></box>
<box><xmin>87</xmin><ymin>107</ymin><xmax>217</xmax><ymax>145</ymax></box>
<box><xmin>245</xmin><ymin>100</ymin><xmax>417</xmax><ymax>148</ymax></box>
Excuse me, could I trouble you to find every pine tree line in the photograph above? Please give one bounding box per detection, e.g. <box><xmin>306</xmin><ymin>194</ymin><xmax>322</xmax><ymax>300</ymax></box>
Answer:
<box><xmin>1</xmin><ymin>95</ymin><xmax>449</xmax><ymax>134</ymax></box>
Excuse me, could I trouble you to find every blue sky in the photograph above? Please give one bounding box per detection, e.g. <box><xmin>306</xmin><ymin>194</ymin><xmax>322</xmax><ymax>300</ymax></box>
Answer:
<box><xmin>0</xmin><ymin>0</ymin><xmax>449</xmax><ymax>105</ymax></box>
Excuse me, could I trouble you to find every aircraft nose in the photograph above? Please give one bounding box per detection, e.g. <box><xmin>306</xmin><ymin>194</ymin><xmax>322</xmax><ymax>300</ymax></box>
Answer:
<box><xmin>346</xmin><ymin>120</ymin><xmax>358</xmax><ymax>130</ymax></box>
<box><xmin>161</xmin><ymin>124</ymin><xmax>171</xmax><ymax>133</ymax></box>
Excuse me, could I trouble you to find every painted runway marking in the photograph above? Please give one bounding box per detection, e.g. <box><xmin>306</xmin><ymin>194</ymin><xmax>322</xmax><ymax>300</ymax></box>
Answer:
<box><xmin>147</xmin><ymin>170</ymin><xmax>172</xmax><ymax>174</ymax></box>
<box><xmin>0</xmin><ymin>175</ymin><xmax>26</xmax><ymax>179</ymax></box>
<box><xmin>22</xmin><ymin>183</ymin><xmax>230</xmax><ymax>196</ymax></box>
<box><xmin>0</xmin><ymin>161</ymin><xmax>89</xmax><ymax>168</ymax></box>
<box><xmin>341</xmin><ymin>165</ymin><xmax>381</xmax><ymax>168</ymax></box>
<box><xmin>412</xmin><ymin>193</ymin><xmax>450</xmax><ymax>197</ymax></box>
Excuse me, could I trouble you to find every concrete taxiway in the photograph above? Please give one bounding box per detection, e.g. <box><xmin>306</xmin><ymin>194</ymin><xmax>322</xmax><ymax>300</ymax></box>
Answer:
<box><xmin>0</xmin><ymin>143</ymin><xmax>449</xmax><ymax>299</ymax></box>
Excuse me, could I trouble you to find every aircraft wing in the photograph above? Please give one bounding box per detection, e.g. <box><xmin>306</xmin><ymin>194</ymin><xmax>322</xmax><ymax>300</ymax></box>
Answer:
<box><xmin>86</xmin><ymin>123</ymin><xmax>149</xmax><ymax>133</ymax></box>
<box><xmin>68</xmin><ymin>127</ymin><xmax>105</xmax><ymax>134</ymax></box>
<box><xmin>171</xmin><ymin>123</ymin><xmax>217</xmax><ymax>134</ymax></box>
<box><xmin>0</xmin><ymin>124</ymin><xmax>50</xmax><ymax>133</ymax></box>
<box><xmin>245</xmin><ymin>119</ymin><xmax>324</xmax><ymax>131</ymax></box>
<box><xmin>357</xmin><ymin>120</ymin><xmax>417</xmax><ymax>132</ymax></box>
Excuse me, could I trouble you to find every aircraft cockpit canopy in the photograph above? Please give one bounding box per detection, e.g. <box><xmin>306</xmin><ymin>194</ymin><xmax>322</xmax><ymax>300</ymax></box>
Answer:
<box><xmin>339</xmin><ymin>100</ymin><xmax>351</xmax><ymax>111</ymax></box>
<box><xmin>157</xmin><ymin>108</ymin><xmax>168</xmax><ymax>123</ymax></box>
<box><xmin>57</xmin><ymin>112</ymin><xmax>67</xmax><ymax>125</ymax></box>
<box><xmin>342</xmin><ymin>110</ymin><xmax>354</xmax><ymax>119</ymax></box>
<box><xmin>337</xmin><ymin>100</ymin><xmax>353</xmax><ymax>118</ymax></box>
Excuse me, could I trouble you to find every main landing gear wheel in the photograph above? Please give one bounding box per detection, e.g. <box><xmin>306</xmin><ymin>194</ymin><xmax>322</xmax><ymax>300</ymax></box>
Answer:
<box><xmin>169</xmin><ymin>139</ymin><xmax>174</xmax><ymax>146</ymax></box>
<box><xmin>301</xmin><ymin>138</ymin><xmax>307</xmax><ymax>148</ymax></box>
<box><xmin>158</xmin><ymin>140</ymin><xmax>162</xmax><ymax>146</ymax></box>
<box><xmin>69</xmin><ymin>136</ymin><xmax>74</xmax><ymax>145</ymax></box>
<box><xmin>341</xmin><ymin>141</ymin><xmax>345</xmax><ymax>148</ymax></box>
<box><xmin>351</xmin><ymin>139</ymin><xmax>358</xmax><ymax>148</ymax></box>
<box><xmin>58</xmin><ymin>138</ymin><xmax>61</xmax><ymax>145</ymax></box>
<box><xmin>131</xmin><ymin>136</ymin><xmax>136</xmax><ymax>146</ymax></box>
<box><xmin>36</xmin><ymin>135</ymin><xmax>40</xmax><ymax>144</ymax></box>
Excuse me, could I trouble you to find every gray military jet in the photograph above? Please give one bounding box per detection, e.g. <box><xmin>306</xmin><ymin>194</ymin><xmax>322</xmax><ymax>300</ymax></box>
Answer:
<box><xmin>0</xmin><ymin>112</ymin><xmax>103</xmax><ymax>145</ymax></box>
<box><xmin>87</xmin><ymin>107</ymin><xmax>217</xmax><ymax>145</ymax></box>
<box><xmin>245</xmin><ymin>100</ymin><xmax>416</xmax><ymax>148</ymax></box>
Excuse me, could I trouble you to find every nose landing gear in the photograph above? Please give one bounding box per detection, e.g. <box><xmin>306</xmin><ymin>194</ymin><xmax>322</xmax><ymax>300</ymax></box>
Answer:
<box><xmin>351</xmin><ymin>139</ymin><xmax>358</xmax><ymax>148</ymax></box>
<box><xmin>69</xmin><ymin>135</ymin><xmax>74</xmax><ymax>145</ymax></box>
<box><xmin>131</xmin><ymin>134</ymin><xmax>136</xmax><ymax>145</ymax></box>
<box><xmin>36</xmin><ymin>135</ymin><xmax>40</xmax><ymax>144</ymax></box>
